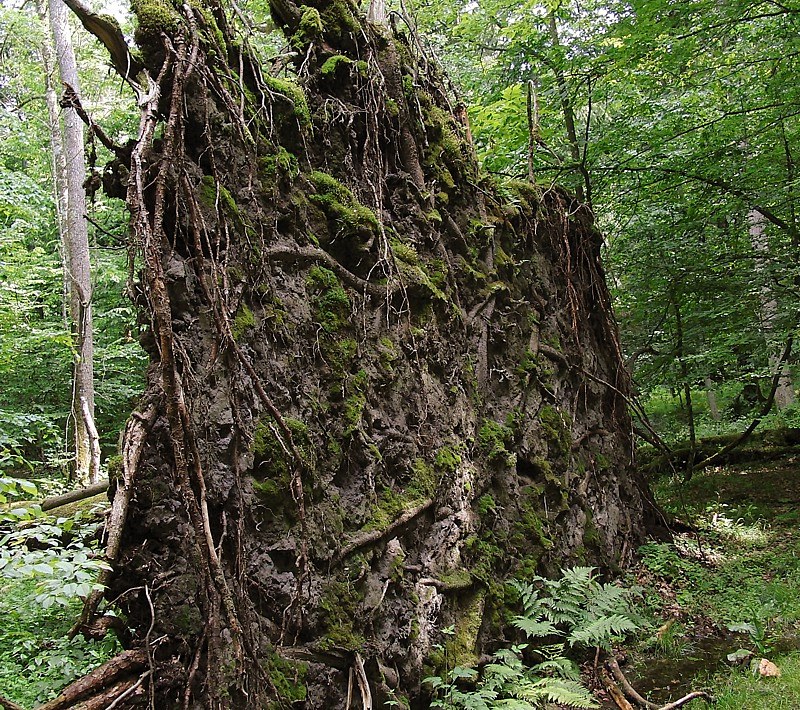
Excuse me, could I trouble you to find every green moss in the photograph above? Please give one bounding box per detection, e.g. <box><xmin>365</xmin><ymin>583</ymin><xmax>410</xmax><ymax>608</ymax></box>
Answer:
<box><xmin>131</xmin><ymin>0</ymin><xmax>180</xmax><ymax>41</ymax></box>
<box><xmin>504</xmin><ymin>178</ymin><xmax>541</xmax><ymax>211</ymax></box>
<box><xmin>259</xmin><ymin>146</ymin><xmax>299</xmax><ymax>180</ymax></box>
<box><xmin>386</xmin><ymin>98</ymin><xmax>400</xmax><ymax>117</ymax></box>
<box><xmin>390</xmin><ymin>237</ymin><xmax>420</xmax><ymax>265</ymax></box>
<box><xmin>342</xmin><ymin>369</ymin><xmax>368</xmax><ymax>435</ymax></box>
<box><xmin>595</xmin><ymin>453</ymin><xmax>611</xmax><ymax>470</ymax></box>
<box><xmin>513</xmin><ymin>499</ymin><xmax>554</xmax><ymax>551</ymax></box>
<box><xmin>291</xmin><ymin>5</ymin><xmax>323</xmax><ymax>49</ymax></box>
<box><xmin>447</xmin><ymin>592</ymin><xmax>485</xmax><ymax>668</ymax></box>
<box><xmin>106</xmin><ymin>454</ymin><xmax>123</xmax><ymax>480</ymax></box>
<box><xmin>318</xmin><ymin>580</ymin><xmax>365</xmax><ymax>651</ymax></box>
<box><xmin>309</xmin><ymin>171</ymin><xmax>378</xmax><ymax>235</ymax></box>
<box><xmin>320</xmin><ymin>0</ymin><xmax>360</xmax><ymax>41</ymax></box>
<box><xmin>232</xmin><ymin>304</ymin><xmax>255</xmax><ymax>340</ymax></box>
<box><xmin>514</xmin><ymin>349</ymin><xmax>540</xmax><ymax>377</ymax></box>
<box><xmin>325</xmin><ymin>337</ymin><xmax>357</xmax><ymax>375</ymax></box>
<box><xmin>190</xmin><ymin>2</ymin><xmax>225</xmax><ymax>49</ymax></box>
<box><xmin>265</xmin><ymin>651</ymin><xmax>308</xmax><ymax>706</ymax></box>
<box><xmin>408</xmin><ymin>458</ymin><xmax>437</xmax><ymax>498</ymax></box>
<box><xmin>306</xmin><ymin>266</ymin><xmax>351</xmax><ymax>334</ymax></box>
<box><xmin>426</xmin><ymin>258</ymin><xmax>448</xmax><ymax>290</ymax></box>
<box><xmin>476</xmin><ymin>494</ymin><xmax>496</xmax><ymax>516</ymax></box>
<box><xmin>377</xmin><ymin>336</ymin><xmax>398</xmax><ymax>373</ymax></box>
<box><xmin>434</xmin><ymin>445</ymin><xmax>461</xmax><ymax>473</ymax></box>
<box><xmin>477</xmin><ymin>419</ymin><xmax>515</xmax><ymax>466</ymax></box>
<box><xmin>199</xmin><ymin>175</ymin><xmax>239</xmax><ymax>219</ymax></box>
<box><xmin>427</xmin><ymin>208</ymin><xmax>443</xmax><ymax>224</ymax></box>
<box><xmin>320</xmin><ymin>54</ymin><xmax>353</xmax><ymax>75</ymax></box>
<box><xmin>539</xmin><ymin>405</ymin><xmax>571</xmax><ymax>455</ymax></box>
<box><xmin>265</xmin><ymin>75</ymin><xmax>311</xmax><ymax>126</ymax></box>
<box><xmin>253</xmin><ymin>417</ymin><xmax>311</xmax><ymax>480</ymax></box>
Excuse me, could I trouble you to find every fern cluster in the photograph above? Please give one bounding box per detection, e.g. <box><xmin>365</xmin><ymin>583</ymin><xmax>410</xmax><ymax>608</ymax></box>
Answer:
<box><xmin>425</xmin><ymin>567</ymin><xmax>645</xmax><ymax>709</ymax></box>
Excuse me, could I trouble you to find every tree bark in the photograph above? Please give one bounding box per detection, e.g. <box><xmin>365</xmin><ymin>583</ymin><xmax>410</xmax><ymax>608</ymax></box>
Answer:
<box><xmin>47</xmin><ymin>0</ymin><xmax>96</xmax><ymax>483</ymax></box>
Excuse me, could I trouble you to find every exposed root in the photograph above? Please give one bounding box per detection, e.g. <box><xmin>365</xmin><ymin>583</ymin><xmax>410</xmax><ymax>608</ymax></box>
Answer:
<box><xmin>331</xmin><ymin>499</ymin><xmax>434</xmax><ymax>566</ymax></box>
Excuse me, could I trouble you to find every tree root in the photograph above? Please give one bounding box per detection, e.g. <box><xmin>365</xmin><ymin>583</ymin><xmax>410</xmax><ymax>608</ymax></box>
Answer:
<box><xmin>264</xmin><ymin>245</ymin><xmax>398</xmax><ymax>296</ymax></box>
<box><xmin>331</xmin><ymin>499</ymin><xmax>434</xmax><ymax>565</ymax></box>
<box><xmin>605</xmin><ymin>656</ymin><xmax>716</xmax><ymax>710</ymax></box>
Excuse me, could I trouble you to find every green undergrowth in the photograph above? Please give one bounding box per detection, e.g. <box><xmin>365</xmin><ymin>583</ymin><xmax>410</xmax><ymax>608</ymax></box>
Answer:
<box><xmin>629</xmin><ymin>457</ymin><xmax>800</xmax><ymax>708</ymax></box>
<box><xmin>0</xmin><ymin>577</ymin><xmax>120</xmax><ymax>706</ymax></box>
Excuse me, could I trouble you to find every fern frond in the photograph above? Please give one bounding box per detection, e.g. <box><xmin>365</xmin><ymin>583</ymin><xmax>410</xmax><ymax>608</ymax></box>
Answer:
<box><xmin>568</xmin><ymin>614</ymin><xmax>638</xmax><ymax>647</ymax></box>
<box><xmin>533</xmin><ymin>677</ymin><xmax>600</xmax><ymax>708</ymax></box>
<box><xmin>512</xmin><ymin>617</ymin><xmax>560</xmax><ymax>639</ymax></box>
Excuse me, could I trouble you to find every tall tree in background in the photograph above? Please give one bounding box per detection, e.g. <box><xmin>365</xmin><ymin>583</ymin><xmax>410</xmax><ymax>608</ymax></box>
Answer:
<box><xmin>46</xmin><ymin>0</ymin><xmax>98</xmax><ymax>483</ymax></box>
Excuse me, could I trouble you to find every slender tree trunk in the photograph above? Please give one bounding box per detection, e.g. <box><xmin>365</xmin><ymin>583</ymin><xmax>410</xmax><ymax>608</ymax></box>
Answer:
<box><xmin>749</xmin><ymin>208</ymin><xmax>795</xmax><ymax>410</ymax></box>
<box><xmin>547</xmin><ymin>11</ymin><xmax>591</xmax><ymax>207</ymax></box>
<box><xmin>704</xmin><ymin>376</ymin><xmax>720</xmax><ymax>422</ymax></box>
<box><xmin>47</xmin><ymin>0</ymin><xmax>97</xmax><ymax>483</ymax></box>
<box><xmin>673</xmin><ymin>298</ymin><xmax>697</xmax><ymax>475</ymax></box>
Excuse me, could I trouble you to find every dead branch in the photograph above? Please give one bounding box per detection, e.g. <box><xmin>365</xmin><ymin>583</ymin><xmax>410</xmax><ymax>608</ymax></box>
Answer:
<box><xmin>40</xmin><ymin>479</ymin><xmax>108</xmax><ymax>511</ymax></box>
<box><xmin>598</xmin><ymin>666</ymin><xmax>634</xmax><ymax>710</ymax></box>
<box><xmin>71</xmin><ymin>404</ymin><xmax>157</xmax><ymax>637</ymax></box>
<box><xmin>0</xmin><ymin>695</ymin><xmax>26</xmax><ymax>710</ymax></box>
<box><xmin>658</xmin><ymin>691</ymin><xmax>716</xmax><ymax>709</ymax></box>
<box><xmin>36</xmin><ymin>648</ymin><xmax>148</xmax><ymax>710</ymax></box>
<box><xmin>607</xmin><ymin>657</ymin><xmax>658</xmax><ymax>709</ymax></box>
<box><xmin>332</xmin><ymin>499</ymin><xmax>434</xmax><ymax>565</ymax></box>
<box><xmin>61</xmin><ymin>0</ymin><xmax>144</xmax><ymax>81</ymax></box>
<box><xmin>80</xmin><ymin>395</ymin><xmax>101</xmax><ymax>484</ymax></box>
<box><xmin>605</xmin><ymin>657</ymin><xmax>715</xmax><ymax>710</ymax></box>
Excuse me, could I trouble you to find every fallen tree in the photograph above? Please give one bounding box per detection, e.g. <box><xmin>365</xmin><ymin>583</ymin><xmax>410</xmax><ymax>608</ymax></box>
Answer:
<box><xmin>59</xmin><ymin>0</ymin><xmax>664</xmax><ymax>705</ymax></box>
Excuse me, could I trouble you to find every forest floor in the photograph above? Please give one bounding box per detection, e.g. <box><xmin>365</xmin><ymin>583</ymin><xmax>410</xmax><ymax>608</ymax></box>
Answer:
<box><xmin>2</xmin><ymin>458</ymin><xmax>800</xmax><ymax>708</ymax></box>
<box><xmin>618</xmin><ymin>455</ymin><xmax>800</xmax><ymax>709</ymax></box>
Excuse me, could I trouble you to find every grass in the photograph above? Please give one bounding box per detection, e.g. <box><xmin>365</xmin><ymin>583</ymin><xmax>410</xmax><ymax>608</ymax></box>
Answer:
<box><xmin>627</xmin><ymin>456</ymin><xmax>800</xmax><ymax>708</ymax></box>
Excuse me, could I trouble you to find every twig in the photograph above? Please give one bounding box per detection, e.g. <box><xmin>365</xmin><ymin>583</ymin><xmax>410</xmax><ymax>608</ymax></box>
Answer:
<box><xmin>657</xmin><ymin>691</ymin><xmax>716</xmax><ymax>709</ymax></box>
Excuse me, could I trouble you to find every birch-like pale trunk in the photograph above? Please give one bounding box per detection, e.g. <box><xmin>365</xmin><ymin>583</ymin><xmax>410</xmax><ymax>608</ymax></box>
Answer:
<box><xmin>750</xmin><ymin>208</ymin><xmax>795</xmax><ymax>410</ymax></box>
<box><xmin>46</xmin><ymin>0</ymin><xmax>97</xmax><ymax>483</ymax></box>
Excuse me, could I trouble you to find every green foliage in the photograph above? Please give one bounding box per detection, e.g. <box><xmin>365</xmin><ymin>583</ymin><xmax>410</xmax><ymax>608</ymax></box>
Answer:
<box><xmin>0</xmin><ymin>578</ymin><xmax>120</xmax><ymax>706</ymax></box>
<box><xmin>426</xmin><ymin>567</ymin><xmax>644</xmax><ymax>708</ymax></box>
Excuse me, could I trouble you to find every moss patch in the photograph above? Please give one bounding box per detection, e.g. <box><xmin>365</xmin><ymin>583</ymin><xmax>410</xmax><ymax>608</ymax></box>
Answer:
<box><xmin>306</xmin><ymin>266</ymin><xmax>351</xmax><ymax>334</ymax></box>
<box><xmin>309</xmin><ymin>171</ymin><xmax>378</xmax><ymax>236</ymax></box>
<box><xmin>477</xmin><ymin>419</ymin><xmax>515</xmax><ymax>466</ymax></box>
<box><xmin>265</xmin><ymin>75</ymin><xmax>311</xmax><ymax>126</ymax></box>
<box><xmin>539</xmin><ymin>405</ymin><xmax>571</xmax><ymax>455</ymax></box>
<box><xmin>318</xmin><ymin>580</ymin><xmax>365</xmax><ymax>651</ymax></box>
<box><xmin>265</xmin><ymin>650</ymin><xmax>308</xmax><ymax>707</ymax></box>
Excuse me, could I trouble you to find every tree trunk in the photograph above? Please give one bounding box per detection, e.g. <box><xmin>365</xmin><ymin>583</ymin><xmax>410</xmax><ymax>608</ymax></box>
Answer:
<box><xmin>704</xmin><ymin>376</ymin><xmax>720</xmax><ymax>422</ymax></box>
<box><xmin>47</xmin><ymin>0</ymin><xmax>97</xmax><ymax>483</ymax></box>
<box><xmin>749</xmin><ymin>208</ymin><xmax>795</xmax><ymax>409</ymax></box>
<box><xmin>70</xmin><ymin>1</ymin><xmax>663</xmax><ymax>705</ymax></box>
